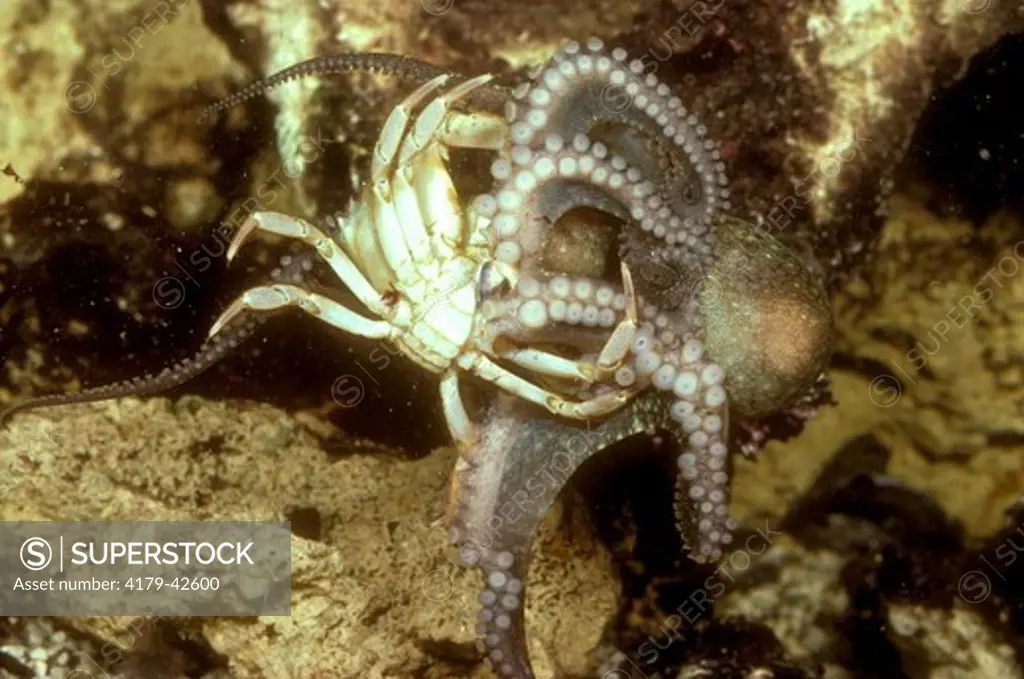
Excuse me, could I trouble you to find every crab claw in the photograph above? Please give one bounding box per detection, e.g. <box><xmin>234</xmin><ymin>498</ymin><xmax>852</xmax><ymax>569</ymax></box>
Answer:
<box><xmin>593</xmin><ymin>261</ymin><xmax>640</xmax><ymax>377</ymax></box>
<box><xmin>207</xmin><ymin>286</ymin><xmax>298</xmax><ymax>339</ymax></box>
<box><xmin>226</xmin><ymin>214</ymin><xmax>264</xmax><ymax>263</ymax></box>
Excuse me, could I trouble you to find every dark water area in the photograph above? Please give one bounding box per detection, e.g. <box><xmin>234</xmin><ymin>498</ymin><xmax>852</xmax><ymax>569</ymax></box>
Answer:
<box><xmin>909</xmin><ymin>32</ymin><xmax>1024</xmax><ymax>224</ymax></box>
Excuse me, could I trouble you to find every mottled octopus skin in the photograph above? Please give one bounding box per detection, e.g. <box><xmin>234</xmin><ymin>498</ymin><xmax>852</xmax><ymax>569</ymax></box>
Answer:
<box><xmin>700</xmin><ymin>216</ymin><xmax>834</xmax><ymax>418</ymax></box>
<box><xmin>448</xmin><ymin>391</ymin><xmax>684</xmax><ymax>679</ymax></box>
<box><xmin>0</xmin><ymin>42</ymin><xmax>837</xmax><ymax>679</ymax></box>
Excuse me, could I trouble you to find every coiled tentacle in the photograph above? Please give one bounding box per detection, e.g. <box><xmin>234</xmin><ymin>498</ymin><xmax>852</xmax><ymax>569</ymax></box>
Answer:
<box><xmin>502</xmin><ymin>37</ymin><xmax>731</xmax><ymax>271</ymax></box>
<box><xmin>474</xmin><ymin>134</ymin><xmax>714</xmax><ymax>276</ymax></box>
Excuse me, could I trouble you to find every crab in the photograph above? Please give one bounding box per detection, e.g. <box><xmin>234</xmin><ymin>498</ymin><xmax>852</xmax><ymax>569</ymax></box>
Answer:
<box><xmin>209</xmin><ymin>72</ymin><xmax>645</xmax><ymax>449</ymax></box>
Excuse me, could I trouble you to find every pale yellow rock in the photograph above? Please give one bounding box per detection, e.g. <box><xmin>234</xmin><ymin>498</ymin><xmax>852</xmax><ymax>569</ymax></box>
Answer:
<box><xmin>0</xmin><ymin>0</ymin><xmax>245</xmax><ymax>205</ymax></box>
<box><xmin>1</xmin><ymin>397</ymin><xmax>617</xmax><ymax>678</ymax></box>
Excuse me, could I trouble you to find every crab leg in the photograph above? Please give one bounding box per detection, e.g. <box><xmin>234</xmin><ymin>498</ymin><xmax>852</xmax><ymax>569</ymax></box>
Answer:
<box><xmin>208</xmin><ymin>285</ymin><xmax>392</xmax><ymax>340</ymax></box>
<box><xmin>456</xmin><ymin>352</ymin><xmax>641</xmax><ymax>420</ymax></box>
<box><xmin>498</xmin><ymin>336</ymin><xmax>633</xmax><ymax>385</ymax></box>
<box><xmin>415</xmin><ymin>147</ymin><xmax>466</xmax><ymax>259</ymax></box>
<box><xmin>372</xmin><ymin>75</ymin><xmax>450</xmax><ymax>181</ymax></box>
<box><xmin>592</xmin><ymin>262</ymin><xmax>639</xmax><ymax>377</ymax></box>
<box><xmin>225</xmin><ymin>211</ymin><xmax>392</xmax><ymax>318</ymax></box>
<box><xmin>439</xmin><ymin>370</ymin><xmax>476</xmax><ymax>450</ymax></box>
<box><xmin>397</xmin><ymin>74</ymin><xmax>496</xmax><ymax>166</ymax></box>
<box><xmin>438</xmin><ymin>110</ymin><xmax>508</xmax><ymax>151</ymax></box>
<box><xmin>498</xmin><ymin>329</ymin><xmax>639</xmax><ymax>382</ymax></box>
<box><xmin>497</xmin><ymin>347</ymin><xmax>597</xmax><ymax>382</ymax></box>
<box><xmin>371</xmin><ymin>74</ymin><xmax>498</xmax><ymax>289</ymax></box>
<box><xmin>371</xmin><ymin>75</ymin><xmax>452</xmax><ymax>287</ymax></box>
<box><xmin>386</xmin><ymin>75</ymin><xmax>500</xmax><ymax>280</ymax></box>
<box><xmin>339</xmin><ymin>200</ymin><xmax>394</xmax><ymax>292</ymax></box>
<box><xmin>499</xmin><ymin>311</ymin><xmax>637</xmax><ymax>383</ymax></box>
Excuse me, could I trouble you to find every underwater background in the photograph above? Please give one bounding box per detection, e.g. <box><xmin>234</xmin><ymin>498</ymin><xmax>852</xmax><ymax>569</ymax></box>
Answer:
<box><xmin>1</xmin><ymin>0</ymin><xmax>1023</xmax><ymax>677</ymax></box>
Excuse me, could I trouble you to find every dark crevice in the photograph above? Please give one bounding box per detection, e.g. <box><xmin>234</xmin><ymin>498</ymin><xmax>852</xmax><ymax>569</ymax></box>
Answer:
<box><xmin>906</xmin><ymin>33</ymin><xmax>1024</xmax><ymax>224</ymax></box>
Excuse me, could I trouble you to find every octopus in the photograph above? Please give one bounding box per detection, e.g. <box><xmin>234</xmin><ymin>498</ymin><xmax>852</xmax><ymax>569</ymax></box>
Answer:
<box><xmin>1</xmin><ymin>39</ymin><xmax>835</xmax><ymax>679</ymax></box>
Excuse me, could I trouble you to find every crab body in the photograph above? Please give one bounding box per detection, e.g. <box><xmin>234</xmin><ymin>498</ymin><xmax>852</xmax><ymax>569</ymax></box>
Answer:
<box><xmin>335</xmin><ymin>134</ymin><xmax>489</xmax><ymax>373</ymax></box>
<box><xmin>209</xmin><ymin>73</ymin><xmax>642</xmax><ymax>449</ymax></box>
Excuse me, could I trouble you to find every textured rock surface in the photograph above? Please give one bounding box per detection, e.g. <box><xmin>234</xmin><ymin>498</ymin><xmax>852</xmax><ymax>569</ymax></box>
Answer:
<box><xmin>716</xmin><ymin>536</ymin><xmax>1022</xmax><ymax>679</ymax></box>
<box><xmin>0</xmin><ymin>0</ymin><xmax>245</xmax><ymax>204</ymax></box>
<box><xmin>0</xmin><ymin>398</ymin><xmax>618</xmax><ymax>678</ymax></box>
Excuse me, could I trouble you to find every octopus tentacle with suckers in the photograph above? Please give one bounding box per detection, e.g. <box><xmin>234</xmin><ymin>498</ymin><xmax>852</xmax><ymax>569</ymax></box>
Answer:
<box><xmin>447</xmin><ymin>38</ymin><xmax>834</xmax><ymax>677</ymax></box>
<box><xmin>448</xmin><ymin>391</ymin><xmax>685</xmax><ymax>679</ymax></box>
<box><xmin>455</xmin><ymin>255</ymin><xmax>834</xmax><ymax>678</ymax></box>
<box><xmin>0</xmin><ymin>39</ymin><xmax>835</xmax><ymax>679</ymax></box>
<box><xmin>454</xmin><ymin>211</ymin><xmax>833</xmax><ymax>678</ymax></box>
<box><xmin>468</xmin><ymin>36</ymin><xmax>832</xmax><ymax>555</ymax></box>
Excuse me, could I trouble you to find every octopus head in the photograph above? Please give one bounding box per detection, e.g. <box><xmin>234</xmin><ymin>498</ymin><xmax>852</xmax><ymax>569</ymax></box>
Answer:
<box><xmin>700</xmin><ymin>217</ymin><xmax>835</xmax><ymax>418</ymax></box>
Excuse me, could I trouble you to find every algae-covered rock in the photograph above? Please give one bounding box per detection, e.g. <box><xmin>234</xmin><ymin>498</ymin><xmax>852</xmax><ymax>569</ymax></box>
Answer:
<box><xmin>732</xmin><ymin>195</ymin><xmax>1024</xmax><ymax>540</ymax></box>
<box><xmin>0</xmin><ymin>398</ymin><xmax>619</xmax><ymax>678</ymax></box>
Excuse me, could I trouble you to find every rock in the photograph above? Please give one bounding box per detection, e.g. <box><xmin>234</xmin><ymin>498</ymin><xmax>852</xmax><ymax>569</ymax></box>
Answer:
<box><xmin>0</xmin><ymin>398</ymin><xmax>618</xmax><ymax>678</ymax></box>
<box><xmin>716</xmin><ymin>536</ymin><xmax>1022</xmax><ymax>679</ymax></box>
<box><xmin>0</xmin><ymin>0</ymin><xmax>245</xmax><ymax>204</ymax></box>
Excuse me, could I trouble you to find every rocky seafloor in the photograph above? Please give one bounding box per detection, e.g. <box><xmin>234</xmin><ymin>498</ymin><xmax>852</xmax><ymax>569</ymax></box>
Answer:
<box><xmin>1</xmin><ymin>0</ymin><xmax>1023</xmax><ymax>678</ymax></box>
